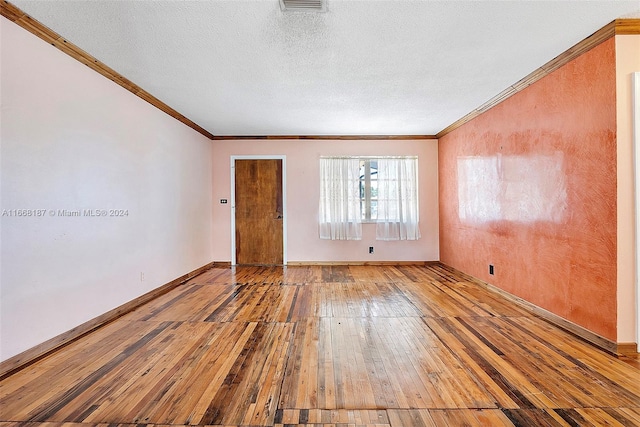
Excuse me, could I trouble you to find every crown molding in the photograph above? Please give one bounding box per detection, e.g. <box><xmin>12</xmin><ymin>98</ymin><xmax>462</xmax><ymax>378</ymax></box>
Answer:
<box><xmin>436</xmin><ymin>19</ymin><xmax>640</xmax><ymax>139</ymax></box>
<box><xmin>212</xmin><ymin>135</ymin><xmax>437</xmax><ymax>140</ymax></box>
<box><xmin>1</xmin><ymin>0</ymin><xmax>215</xmax><ymax>140</ymax></box>
<box><xmin>3</xmin><ymin>1</ymin><xmax>639</xmax><ymax>142</ymax></box>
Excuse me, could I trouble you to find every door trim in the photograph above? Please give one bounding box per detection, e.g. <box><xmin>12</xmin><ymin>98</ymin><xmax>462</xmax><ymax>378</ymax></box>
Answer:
<box><xmin>633</xmin><ymin>72</ymin><xmax>640</xmax><ymax>352</ymax></box>
<box><xmin>230</xmin><ymin>155</ymin><xmax>287</xmax><ymax>266</ymax></box>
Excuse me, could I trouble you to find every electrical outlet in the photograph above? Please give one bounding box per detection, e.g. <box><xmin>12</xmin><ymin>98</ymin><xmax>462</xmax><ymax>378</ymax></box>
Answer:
<box><xmin>141</xmin><ymin>272</ymin><xmax>145</xmax><ymax>282</ymax></box>
<box><xmin>489</xmin><ymin>265</ymin><xmax>494</xmax><ymax>275</ymax></box>
<box><xmin>369</xmin><ymin>246</ymin><xmax>374</xmax><ymax>254</ymax></box>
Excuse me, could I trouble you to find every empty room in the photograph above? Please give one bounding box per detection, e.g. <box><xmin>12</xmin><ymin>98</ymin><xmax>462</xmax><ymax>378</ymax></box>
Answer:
<box><xmin>1</xmin><ymin>0</ymin><xmax>640</xmax><ymax>426</ymax></box>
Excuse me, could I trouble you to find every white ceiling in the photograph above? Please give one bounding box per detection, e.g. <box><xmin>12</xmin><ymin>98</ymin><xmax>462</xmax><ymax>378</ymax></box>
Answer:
<box><xmin>9</xmin><ymin>0</ymin><xmax>640</xmax><ymax>137</ymax></box>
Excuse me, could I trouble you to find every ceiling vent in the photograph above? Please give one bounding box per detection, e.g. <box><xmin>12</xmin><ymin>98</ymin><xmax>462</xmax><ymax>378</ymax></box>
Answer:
<box><xmin>280</xmin><ymin>0</ymin><xmax>327</xmax><ymax>12</ymax></box>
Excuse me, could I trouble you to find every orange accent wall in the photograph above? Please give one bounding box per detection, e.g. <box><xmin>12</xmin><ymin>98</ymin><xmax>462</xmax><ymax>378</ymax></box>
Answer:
<box><xmin>438</xmin><ymin>38</ymin><xmax>617</xmax><ymax>340</ymax></box>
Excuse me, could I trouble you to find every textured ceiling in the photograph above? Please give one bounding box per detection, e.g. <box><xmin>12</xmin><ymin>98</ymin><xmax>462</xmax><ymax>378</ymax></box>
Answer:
<box><xmin>9</xmin><ymin>0</ymin><xmax>640</xmax><ymax>136</ymax></box>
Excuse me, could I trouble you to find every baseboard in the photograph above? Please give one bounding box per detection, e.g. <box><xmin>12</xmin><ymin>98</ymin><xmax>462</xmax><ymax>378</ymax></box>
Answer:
<box><xmin>617</xmin><ymin>342</ymin><xmax>638</xmax><ymax>356</ymax></box>
<box><xmin>218</xmin><ymin>261</ymin><xmax>437</xmax><ymax>267</ymax></box>
<box><xmin>0</xmin><ymin>261</ymin><xmax>215</xmax><ymax>379</ymax></box>
<box><xmin>286</xmin><ymin>261</ymin><xmax>437</xmax><ymax>266</ymax></box>
<box><xmin>437</xmin><ymin>263</ymin><xmax>621</xmax><ymax>355</ymax></box>
<box><xmin>212</xmin><ymin>261</ymin><xmax>232</xmax><ymax>268</ymax></box>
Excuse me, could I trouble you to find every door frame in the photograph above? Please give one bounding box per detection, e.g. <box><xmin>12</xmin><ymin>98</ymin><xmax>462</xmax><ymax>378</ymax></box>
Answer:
<box><xmin>633</xmin><ymin>72</ymin><xmax>640</xmax><ymax>352</ymax></box>
<box><xmin>230</xmin><ymin>155</ymin><xmax>287</xmax><ymax>266</ymax></box>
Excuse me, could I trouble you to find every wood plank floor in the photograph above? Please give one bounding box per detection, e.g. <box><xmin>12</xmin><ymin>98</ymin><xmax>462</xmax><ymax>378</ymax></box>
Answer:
<box><xmin>1</xmin><ymin>263</ymin><xmax>638</xmax><ymax>426</ymax></box>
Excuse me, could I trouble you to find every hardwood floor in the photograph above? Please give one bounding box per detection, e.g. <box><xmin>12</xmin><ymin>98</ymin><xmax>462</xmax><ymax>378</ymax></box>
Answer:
<box><xmin>1</xmin><ymin>263</ymin><xmax>638</xmax><ymax>426</ymax></box>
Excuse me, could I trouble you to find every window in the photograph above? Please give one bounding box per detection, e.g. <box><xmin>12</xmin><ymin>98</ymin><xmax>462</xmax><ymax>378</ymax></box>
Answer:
<box><xmin>375</xmin><ymin>157</ymin><xmax>421</xmax><ymax>240</ymax></box>
<box><xmin>359</xmin><ymin>159</ymin><xmax>378</xmax><ymax>222</ymax></box>
<box><xmin>319</xmin><ymin>156</ymin><xmax>420</xmax><ymax>241</ymax></box>
<box><xmin>319</xmin><ymin>157</ymin><xmax>362</xmax><ymax>240</ymax></box>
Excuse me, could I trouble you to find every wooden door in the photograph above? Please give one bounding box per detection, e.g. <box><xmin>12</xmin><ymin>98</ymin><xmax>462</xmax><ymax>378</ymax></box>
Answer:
<box><xmin>235</xmin><ymin>159</ymin><xmax>283</xmax><ymax>265</ymax></box>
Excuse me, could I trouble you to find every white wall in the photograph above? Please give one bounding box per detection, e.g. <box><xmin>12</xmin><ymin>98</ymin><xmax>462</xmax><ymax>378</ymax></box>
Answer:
<box><xmin>212</xmin><ymin>139</ymin><xmax>439</xmax><ymax>263</ymax></box>
<box><xmin>0</xmin><ymin>17</ymin><xmax>213</xmax><ymax>361</ymax></box>
<box><xmin>616</xmin><ymin>34</ymin><xmax>640</xmax><ymax>345</ymax></box>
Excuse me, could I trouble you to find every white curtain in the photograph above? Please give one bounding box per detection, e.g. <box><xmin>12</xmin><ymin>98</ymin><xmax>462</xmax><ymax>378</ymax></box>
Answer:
<box><xmin>375</xmin><ymin>157</ymin><xmax>421</xmax><ymax>240</ymax></box>
<box><xmin>319</xmin><ymin>157</ymin><xmax>362</xmax><ymax>240</ymax></box>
